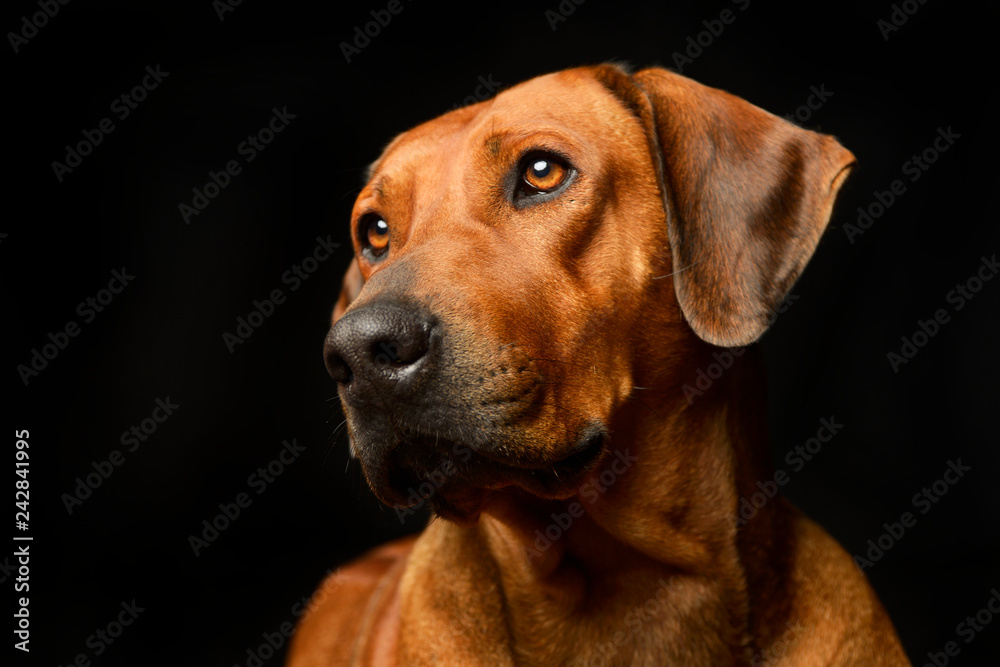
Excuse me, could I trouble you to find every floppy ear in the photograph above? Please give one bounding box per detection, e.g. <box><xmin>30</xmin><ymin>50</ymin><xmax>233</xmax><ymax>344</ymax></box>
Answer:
<box><xmin>332</xmin><ymin>258</ymin><xmax>365</xmax><ymax>324</ymax></box>
<box><xmin>631</xmin><ymin>67</ymin><xmax>856</xmax><ymax>347</ymax></box>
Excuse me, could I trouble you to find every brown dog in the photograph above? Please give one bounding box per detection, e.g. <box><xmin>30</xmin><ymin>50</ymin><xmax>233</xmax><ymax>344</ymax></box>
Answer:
<box><xmin>288</xmin><ymin>64</ymin><xmax>910</xmax><ymax>665</ymax></box>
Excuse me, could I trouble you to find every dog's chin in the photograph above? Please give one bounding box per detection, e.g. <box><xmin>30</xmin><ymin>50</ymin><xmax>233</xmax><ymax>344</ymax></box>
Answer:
<box><xmin>359</xmin><ymin>428</ymin><xmax>608</xmax><ymax>525</ymax></box>
<box><xmin>424</xmin><ymin>488</ymin><xmax>492</xmax><ymax>525</ymax></box>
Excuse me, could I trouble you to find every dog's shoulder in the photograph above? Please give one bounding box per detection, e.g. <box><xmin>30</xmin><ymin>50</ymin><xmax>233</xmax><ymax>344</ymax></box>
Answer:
<box><xmin>766</xmin><ymin>506</ymin><xmax>910</xmax><ymax>665</ymax></box>
<box><xmin>286</xmin><ymin>535</ymin><xmax>415</xmax><ymax>666</ymax></box>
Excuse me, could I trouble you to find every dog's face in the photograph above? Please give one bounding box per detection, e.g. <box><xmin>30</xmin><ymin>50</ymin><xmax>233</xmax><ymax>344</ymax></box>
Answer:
<box><xmin>324</xmin><ymin>65</ymin><xmax>854</xmax><ymax>521</ymax></box>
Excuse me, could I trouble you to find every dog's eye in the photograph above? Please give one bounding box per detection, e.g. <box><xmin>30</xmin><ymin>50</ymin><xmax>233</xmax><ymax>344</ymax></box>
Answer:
<box><xmin>360</xmin><ymin>215</ymin><xmax>390</xmax><ymax>259</ymax></box>
<box><xmin>522</xmin><ymin>157</ymin><xmax>568</xmax><ymax>194</ymax></box>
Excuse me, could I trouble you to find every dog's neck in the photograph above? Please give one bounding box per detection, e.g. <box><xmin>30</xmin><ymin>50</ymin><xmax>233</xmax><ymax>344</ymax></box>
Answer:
<box><xmin>397</xmin><ymin>349</ymin><xmax>782</xmax><ymax>665</ymax></box>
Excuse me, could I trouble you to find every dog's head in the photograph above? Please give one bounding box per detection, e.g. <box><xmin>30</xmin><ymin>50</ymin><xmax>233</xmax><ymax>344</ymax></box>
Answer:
<box><xmin>323</xmin><ymin>65</ymin><xmax>854</xmax><ymax>522</ymax></box>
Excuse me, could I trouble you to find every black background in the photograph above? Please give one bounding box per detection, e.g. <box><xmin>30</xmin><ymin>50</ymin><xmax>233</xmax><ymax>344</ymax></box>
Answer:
<box><xmin>7</xmin><ymin>0</ymin><xmax>999</xmax><ymax>665</ymax></box>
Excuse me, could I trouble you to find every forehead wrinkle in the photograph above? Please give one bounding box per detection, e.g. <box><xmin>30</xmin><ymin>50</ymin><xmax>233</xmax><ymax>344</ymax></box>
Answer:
<box><xmin>479</xmin><ymin>126</ymin><xmax>588</xmax><ymax>156</ymax></box>
<box><xmin>370</xmin><ymin>126</ymin><xmax>470</xmax><ymax>236</ymax></box>
<box><xmin>487</xmin><ymin>71</ymin><xmax>626</xmax><ymax>135</ymax></box>
<box><xmin>468</xmin><ymin>88</ymin><xmax>597</xmax><ymax>157</ymax></box>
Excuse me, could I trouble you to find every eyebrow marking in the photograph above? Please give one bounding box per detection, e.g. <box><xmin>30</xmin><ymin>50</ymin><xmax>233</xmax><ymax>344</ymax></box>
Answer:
<box><xmin>486</xmin><ymin>134</ymin><xmax>503</xmax><ymax>156</ymax></box>
<box><xmin>366</xmin><ymin>176</ymin><xmax>387</xmax><ymax>200</ymax></box>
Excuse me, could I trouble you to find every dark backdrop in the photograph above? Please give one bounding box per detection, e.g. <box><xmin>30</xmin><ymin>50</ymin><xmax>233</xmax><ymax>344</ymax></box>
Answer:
<box><xmin>8</xmin><ymin>1</ymin><xmax>998</xmax><ymax>665</ymax></box>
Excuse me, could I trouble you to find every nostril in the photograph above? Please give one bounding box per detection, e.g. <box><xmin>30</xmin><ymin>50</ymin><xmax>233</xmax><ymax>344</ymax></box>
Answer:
<box><xmin>325</xmin><ymin>351</ymin><xmax>353</xmax><ymax>384</ymax></box>
<box><xmin>371</xmin><ymin>340</ymin><xmax>402</xmax><ymax>367</ymax></box>
<box><xmin>370</xmin><ymin>329</ymin><xmax>429</xmax><ymax>369</ymax></box>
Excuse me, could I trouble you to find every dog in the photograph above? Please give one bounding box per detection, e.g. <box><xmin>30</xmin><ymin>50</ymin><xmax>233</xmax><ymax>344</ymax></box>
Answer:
<box><xmin>287</xmin><ymin>63</ymin><xmax>910</xmax><ymax>665</ymax></box>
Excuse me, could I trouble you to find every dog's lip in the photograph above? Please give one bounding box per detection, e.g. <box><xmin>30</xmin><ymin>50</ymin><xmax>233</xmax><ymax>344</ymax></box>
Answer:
<box><xmin>388</xmin><ymin>423</ymin><xmax>606</xmax><ymax>475</ymax></box>
<box><xmin>371</xmin><ymin>425</ymin><xmax>608</xmax><ymax>518</ymax></box>
<box><xmin>458</xmin><ymin>422</ymin><xmax>607</xmax><ymax>475</ymax></box>
<box><xmin>548</xmin><ymin>424</ymin><xmax>607</xmax><ymax>473</ymax></box>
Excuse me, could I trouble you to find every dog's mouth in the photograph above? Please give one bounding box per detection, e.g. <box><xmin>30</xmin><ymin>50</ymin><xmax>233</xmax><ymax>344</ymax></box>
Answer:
<box><xmin>365</xmin><ymin>424</ymin><xmax>608</xmax><ymax>523</ymax></box>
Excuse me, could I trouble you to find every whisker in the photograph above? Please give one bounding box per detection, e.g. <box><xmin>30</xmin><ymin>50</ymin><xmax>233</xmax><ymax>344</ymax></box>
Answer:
<box><xmin>340</xmin><ymin>187</ymin><xmax>364</xmax><ymax>201</ymax></box>
<box><xmin>321</xmin><ymin>436</ymin><xmax>339</xmax><ymax>467</ymax></box>
<box><xmin>652</xmin><ymin>258</ymin><xmax>705</xmax><ymax>279</ymax></box>
<box><xmin>322</xmin><ymin>418</ymin><xmax>349</xmax><ymax>467</ymax></box>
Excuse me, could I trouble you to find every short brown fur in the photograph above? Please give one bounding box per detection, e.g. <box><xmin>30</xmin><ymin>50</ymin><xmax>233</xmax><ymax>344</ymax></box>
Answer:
<box><xmin>288</xmin><ymin>65</ymin><xmax>908</xmax><ymax>666</ymax></box>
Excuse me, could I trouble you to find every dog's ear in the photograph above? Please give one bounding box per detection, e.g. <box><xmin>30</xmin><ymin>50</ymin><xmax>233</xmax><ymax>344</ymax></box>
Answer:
<box><xmin>332</xmin><ymin>258</ymin><xmax>365</xmax><ymax>324</ymax></box>
<box><xmin>615</xmin><ymin>67</ymin><xmax>856</xmax><ymax>347</ymax></box>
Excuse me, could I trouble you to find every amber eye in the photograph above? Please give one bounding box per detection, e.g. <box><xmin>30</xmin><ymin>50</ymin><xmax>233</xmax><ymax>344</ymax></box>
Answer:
<box><xmin>522</xmin><ymin>157</ymin><xmax>568</xmax><ymax>193</ymax></box>
<box><xmin>361</xmin><ymin>215</ymin><xmax>390</xmax><ymax>258</ymax></box>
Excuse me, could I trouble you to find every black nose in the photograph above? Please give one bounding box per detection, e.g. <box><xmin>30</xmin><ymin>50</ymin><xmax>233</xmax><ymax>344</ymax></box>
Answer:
<box><xmin>323</xmin><ymin>302</ymin><xmax>436</xmax><ymax>402</ymax></box>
